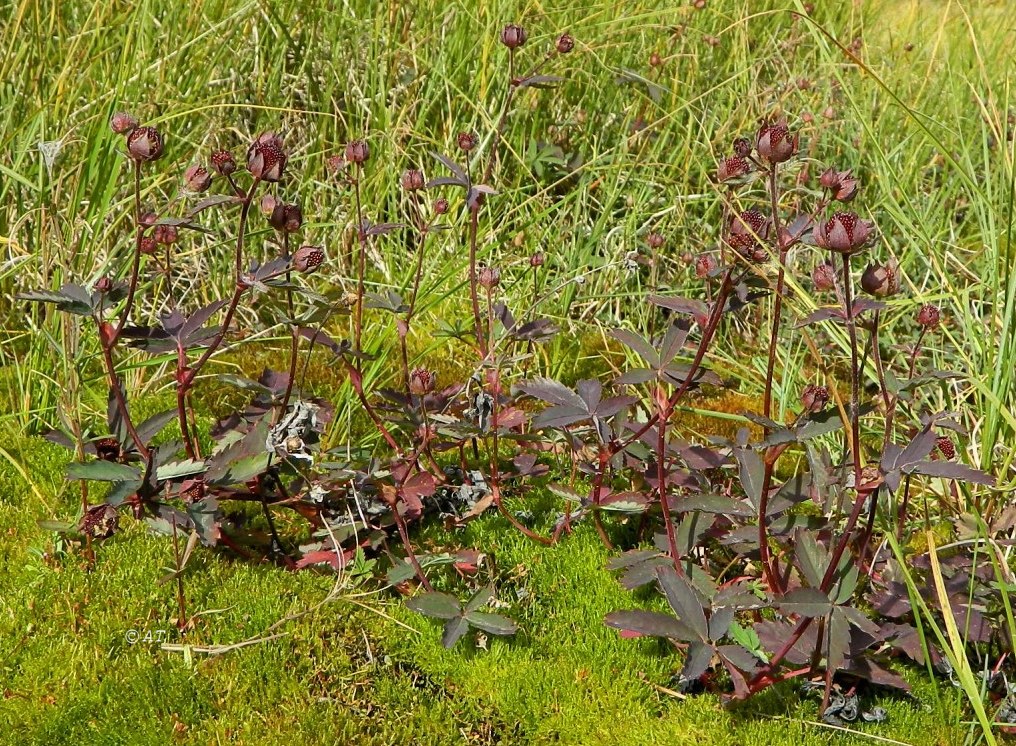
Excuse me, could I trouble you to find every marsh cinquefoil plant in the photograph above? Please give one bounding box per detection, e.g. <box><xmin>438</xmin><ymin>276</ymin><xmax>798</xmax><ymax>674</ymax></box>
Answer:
<box><xmin>20</xmin><ymin>19</ymin><xmax>1005</xmax><ymax>725</ymax></box>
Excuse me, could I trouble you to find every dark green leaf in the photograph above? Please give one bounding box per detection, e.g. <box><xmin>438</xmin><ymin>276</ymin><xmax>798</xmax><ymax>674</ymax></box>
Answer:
<box><xmin>464</xmin><ymin>611</ymin><xmax>517</xmax><ymax>636</ymax></box>
<box><xmin>777</xmin><ymin>588</ymin><xmax>832</xmax><ymax>618</ymax></box>
<box><xmin>66</xmin><ymin>460</ymin><xmax>141</xmax><ymax>482</ymax></box>
<box><xmin>406</xmin><ymin>592</ymin><xmax>461</xmax><ymax>620</ymax></box>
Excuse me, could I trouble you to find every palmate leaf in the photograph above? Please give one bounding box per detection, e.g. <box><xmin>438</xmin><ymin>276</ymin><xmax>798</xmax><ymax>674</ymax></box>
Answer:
<box><xmin>18</xmin><ymin>284</ymin><xmax>95</xmax><ymax>315</ymax></box>
<box><xmin>911</xmin><ymin>460</ymin><xmax>995</xmax><ymax>485</ymax></box>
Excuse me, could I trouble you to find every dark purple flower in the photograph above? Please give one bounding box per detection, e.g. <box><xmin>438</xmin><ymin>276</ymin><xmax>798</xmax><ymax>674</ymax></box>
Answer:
<box><xmin>860</xmin><ymin>260</ymin><xmax>900</xmax><ymax>297</ymax></box>
<box><xmin>756</xmin><ymin>118</ymin><xmax>797</xmax><ymax>164</ymax></box>
<box><xmin>126</xmin><ymin>126</ymin><xmax>164</xmax><ymax>162</ymax></box>
<box><xmin>247</xmin><ymin>132</ymin><xmax>287</xmax><ymax>181</ymax></box>
<box><xmin>184</xmin><ymin>164</ymin><xmax>212</xmax><ymax>193</ymax></box>
<box><xmin>500</xmin><ymin>24</ymin><xmax>528</xmax><ymax>50</ymax></box>
<box><xmin>345</xmin><ymin>139</ymin><xmax>370</xmax><ymax>165</ymax></box>
<box><xmin>292</xmin><ymin>245</ymin><xmax>324</xmax><ymax>273</ymax></box>
<box><xmin>110</xmin><ymin>112</ymin><xmax>138</xmax><ymax>135</ymax></box>
<box><xmin>813</xmin><ymin>211</ymin><xmax>874</xmax><ymax>254</ymax></box>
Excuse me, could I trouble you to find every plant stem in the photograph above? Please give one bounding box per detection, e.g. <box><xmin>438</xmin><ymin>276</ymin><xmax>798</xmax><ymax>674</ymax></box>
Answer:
<box><xmin>468</xmin><ymin>205</ymin><xmax>484</xmax><ymax>355</ymax></box>
<box><xmin>114</xmin><ymin>161</ymin><xmax>145</xmax><ymax>340</ymax></box>
<box><xmin>353</xmin><ymin>167</ymin><xmax>368</xmax><ymax>354</ymax></box>
<box><xmin>280</xmin><ymin>232</ymin><xmax>300</xmax><ymax>416</ymax></box>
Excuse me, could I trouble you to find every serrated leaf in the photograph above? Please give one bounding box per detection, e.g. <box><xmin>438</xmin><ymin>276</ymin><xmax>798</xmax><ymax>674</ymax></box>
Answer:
<box><xmin>464</xmin><ymin>611</ymin><xmax>517</xmax><ymax>636</ymax></box>
<box><xmin>657</xmin><ymin>565</ymin><xmax>709</xmax><ymax>641</ymax></box>
<box><xmin>777</xmin><ymin>587</ymin><xmax>832</xmax><ymax>618</ymax></box>
<box><xmin>604</xmin><ymin>610</ymin><xmax>695</xmax><ymax>640</ymax></box>
<box><xmin>156</xmin><ymin>458</ymin><xmax>207</xmax><ymax>481</ymax></box>
<box><xmin>66</xmin><ymin>460</ymin><xmax>141</xmax><ymax>482</ymax></box>
<box><xmin>407</xmin><ymin>591</ymin><xmax>462</xmax><ymax>620</ymax></box>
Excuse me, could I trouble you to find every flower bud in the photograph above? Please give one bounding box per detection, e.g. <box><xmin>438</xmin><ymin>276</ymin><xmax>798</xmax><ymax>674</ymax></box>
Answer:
<box><xmin>477</xmin><ymin>265</ymin><xmax>501</xmax><ymax>289</ymax></box>
<box><xmin>140</xmin><ymin>210</ymin><xmax>159</xmax><ymax>228</ymax></box>
<box><xmin>400</xmin><ymin>168</ymin><xmax>425</xmax><ymax>191</ymax></box>
<box><xmin>140</xmin><ymin>236</ymin><xmax>159</xmax><ymax>255</ymax></box>
<box><xmin>211</xmin><ymin>149</ymin><xmax>236</xmax><ymax>176</ymax></box>
<box><xmin>409</xmin><ymin>367</ymin><xmax>436</xmax><ymax>396</ymax></box>
<box><xmin>260</xmin><ymin>194</ymin><xmax>278</xmax><ymax>217</ymax></box>
<box><xmin>247</xmin><ymin>132</ymin><xmax>287</xmax><ymax>182</ymax></box>
<box><xmin>500</xmin><ymin>23</ymin><xmax>528</xmax><ymax>50</ymax></box>
<box><xmin>717</xmin><ymin>156</ymin><xmax>751</xmax><ymax>182</ymax></box>
<box><xmin>811</xmin><ymin>262</ymin><xmax>836</xmax><ymax>292</ymax></box>
<box><xmin>457</xmin><ymin>131</ymin><xmax>478</xmax><ymax>152</ymax></box>
<box><xmin>819</xmin><ymin>167</ymin><xmax>858</xmax><ymax>202</ymax></box>
<box><xmin>292</xmin><ymin>245</ymin><xmax>324</xmax><ymax>274</ymax></box>
<box><xmin>917</xmin><ymin>304</ymin><xmax>940</xmax><ymax>328</ymax></box>
<box><xmin>270</xmin><ymin>202</ymin><xmax>303</xmax><ymax>233</ymax></box>
<box><xmin>813</xmin><ymin>211</ymin><xmax>874</xmax><ymax>254</ymax></box>
<box><xmin>433</xmin><ymin>197</ymin><xmax>450</xmax><ymax>215</ymax></box>
<box><xmin>183</xmin><ymin>164</ymin><xmax>212</xmax><ymax>193</ymax></box>
<box><xmin>126</xmin><ymin>126</ymin><xmax>164</xmax><ymax>162</ymax></box>
<box><xmin>153</xmin><ymin>224</ymin><xmax>178</xmax><ymax>245</ymax></box>
<box><xmin>755</xmin><ymin>118</ymin><xmax>797</xmax><ymax>164</ymax></box>
<box><xmin>110</xmin><ymin>112</ymin><xmax>138</xmax><ymax>135</ymax></box>
<box><xmin>95</xmin><ymin>276</ymin><xmax>114</xmax><ymax>293</ymax></box>
<box><xmin>860</xmin><ymin>261</ymin><xmax>900</xmax><ymax>298</ymax></box>
<box><xmin>732</xmin><ymin>137</ymin><xmax>752</xmax><ymax>158</ymax></box>
<box><xmin>530</xmin><ymin>252</ymin><xmax>545</xmax><ymax>268</ymax></box>
<box><xmin>646</xmin><ymin>232</ymin><xmax>665</xmax><ymax>250</ymax></box>
<box><xmin>695</xmin><ymin>254</ymin><xmax>718</xmax><ymax>279</ymax></box>
<box><xmin>345</xmin><ymin>139</ymin><xmax>370</xmax><ymax>165</ymax></box>
<box><xmin>556</xmin><ymin>32</ymin><xmax>574</xmax><ymax>54</ymax></box>
<box><xmin>800</xmin><ymin>384</ymin><xmax>830</xmax><ymax>413</ymax></box>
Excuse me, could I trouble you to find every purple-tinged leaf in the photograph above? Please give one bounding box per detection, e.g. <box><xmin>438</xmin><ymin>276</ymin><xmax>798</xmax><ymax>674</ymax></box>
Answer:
<box><xmin>517</xmin><ymin>377</ymin><xmax>585</xmax><ymax>408</ymax></box>
<box><xmin>851</xmin><ymin>298</ymin><xmax>886</xmax><ymax>316</ymax></box>
<box><xmin>180</xmin><ymin>300</ymin><xmax>228</xmax><ymax>342</ymax></box>
<box><xmin>604</xmin><ymin>610</ymin><xmax>696</xmax><ymax>641</ymax></box>
<box><xmin>657</xmin><ymin>565</ymin><xmax>709</xmax><ymax>641</ymax></box>
<box><xmin>136</xmin><ymin>410</ymin><xmax>176</xmax><ymax>445</ymax></box>
<box><xmin>616</xmin><ymin>369</ymin><xmax>656</xmax><ymax>385</ymax></box>
<box><xmin>611</xmin><ymin>328</ymin><xmax>656</xmax><ymax>365</ymax></box>
<box><xmin>841</xmin><ymin>657</ymin><xmax>911</xmax><ymax>692</ymax></box>
<box><xmin>776</xmin><ymin>588</ymin><xmax>832</xmax><ymax>618</ymax></box>
<box><xmin>425</xmin><ymin>176</ymin><xmax>466</xmax><ymax>189</ymax></box>
<box><xmin>796</xmin><ymin>307</ymin><xmax>843</xmax><ymax>327</ymax></box>
<box><xmin>429</xmin><ymin>150</ymin><xmax>468</xmax><ymax>186</ymax></box>
<box><xmin>607</xmin><ymin>550</ymin><xmax>660</xmax><ymax>571</ymax></box>
<box><xmin>734</xmin><ymin>446</ymin><xmax>765</xmax><ymax>507</ymax></box>
<box><xmin>595</xmin><ymin>395</ymin><xmax>637</xmax><ymax>419</ymax></box>
<box><xmin>679</xmin><ymin>641</ymin><xmax>714</xmax><ymax>682</ymax></box>
<box><xmin>708</xmin><ymin>606</ymin><xmax>735</xmax><ymax>643</ymax></box>
<box><xmin>187</xmin><ymin>194</ymin><xmax>242</xmax><ymax>216</ymax></box>
<box><xmin>532</xmin><ymin>405</ymin><xmax>589</xmax><ymax>429</ymax></box>
<box><xmin>677</xmin><ymin>493</ymin><xmax>754</xmax><ymax>517</ymax></box>
<box><xmin>911</xmin><ymin>460</ymin><xmax>995</xmax><ymax>485</ymax></box>
<box><xmin>649</xmin><ymin>295</ymin><xmax>708</xmax><ymax>317</ymax></box>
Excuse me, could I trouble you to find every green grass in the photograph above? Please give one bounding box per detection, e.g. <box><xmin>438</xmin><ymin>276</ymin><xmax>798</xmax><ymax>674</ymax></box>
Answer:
<box><xmin>0</xmin><ymin>429</ymin><xmax>966</xmax><ymax>745</ymax></box>
<box><xmin>2</xmin><ymin>0</ymin><xmax>1014</xmax><ymax>742</ymax></box>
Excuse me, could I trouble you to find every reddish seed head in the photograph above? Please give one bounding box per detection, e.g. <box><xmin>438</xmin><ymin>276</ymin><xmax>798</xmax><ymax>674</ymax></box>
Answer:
<box><xmin>401</xmin><ymin>168</ymin><xmax>425</xmax><ymax>191</ymax></box>
<box><xmin>800</xmin><ymin>384</ymin><xmax>830</xmax><ymax>413</ymax></box>
<box><xmin>695</xmin><ymin>254</ymin><xmax>718</xmax><ymax>279</ymax></box>
<box><xmin>183</xmin><ymin>164</ymin><xmax>212</xmax><ymax>193</ymax></box>
<box><xmin>727</xmin><ymin>208</ymin><xmax>770</xmax><ymax>261</ymax></box>
<box><xmin>756</xmin><ymin>118</ymin><xmax>797</xmax><ymax>164</ymax></box>
<box><xmin>433</xmin><ymin>197</ymin><xmax>450</xmax><ymax>215</ymax></box>
<box><xmin>717</xmin><ymin>155</ymin><xmax>751</xmax><ymax>182</ymax></box>
<box><xmin>247</xmin><ymin>132</ymin><xmax>287</xmax><ymax>182</ymax></box>
<box><xmin>811</xmin><ymin>262</ymin><xmax>837</xmax><ymax>292</ymax></box>
<box><xmin>457</xmin><ymin>131</ymin><xmax>478</xmax><ymax>152</ymax></box>
<box><xmin>325</xmin><ymin>153</ymin><xmax>346</xmax><ymax>175</ymax></box>
<box><xmin>649</xmin><ymin>51</ymin><xmax>663</xmax><ymax>68</ymax></box>
<box><xmin>646</xmin><ymin>232</ymin><xmax>665</xmax><ymax>250</ymax></box>
<box><xmin>860</xmin><ymin>261</ymin><xmax>900</xmax><ymax>298</ymax></box>
<box><xmin>126</xmin><ymin>126</ymin><xmax>164</xmax><ymax>162</ymax></box>
<box><xmin>153</xmin><ymin>224</ymin><xmax>178</xmax><ymax>245</ymax></box>
<box><xmin>732</xmin><ymin>137</ymin><xmax>752</xmax><ymax>158</ymax></box>
<box><xmin>500</xmin><ymin>23</ymin><xmax>528</xmax><ymax>50</ymax></box>
<box><xmin>93</xmin><ymin>437</ymin><xmax>121</xmax><ymax>461</ymax></box>
<box><xmin>140</xmin><ymin>210</ymin><xmax>158</xmax><ymax>228</ymax></box>
<box><xmin>78</xmin><ymin>504</ymin><xmax>119</xmax><ymax>540</ymax></box>
<box><xmin>110</xmin><ymin>112</ymin><xmax>138</xmax><ymax>135</ymax></box>
<box><xmin>813</xmin><ymin>211</ymin><xmax>875</xmax><ymax>254</ymax></box>
<box><xmin>917</xmin><ymin>304</ymin><xmax>941</xmax><ymax>328</ymax></box>
<box><xmin>292</xmin><ymin>245</ymin><xmax>324</xmax><ymax>274</ymax></box>
<box><xmin>211</xmin><ymin>149</ymin><xmax>236</xmax><ymax>176</ymax></box>
<box><xmin>556</xmin><ymin>32</ymin><xmax>574</xmax><ymax>54</ymax></box>
<box><xmin>477</xmin><ymin>265</ymin><xmax>501</xmax><ymax>289</ymax></box>
<box><xmin>935</xmin><ymin>436</ymin><xmax>956</xmax><ymax>460</ymax></box>
<box><xmin>409</xmin><ymin>367</ymin><xmax>436</xmax><ymax>396</ymax></box>
<box><xmin>139</xmin><ymin>236</ymin><xmax>159</xmax><ymax>255</ymax></box>
<box><xmin>345</xmin><ymin>139</ymin><xmax>370</xmax><ymax>165</ymax></box>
